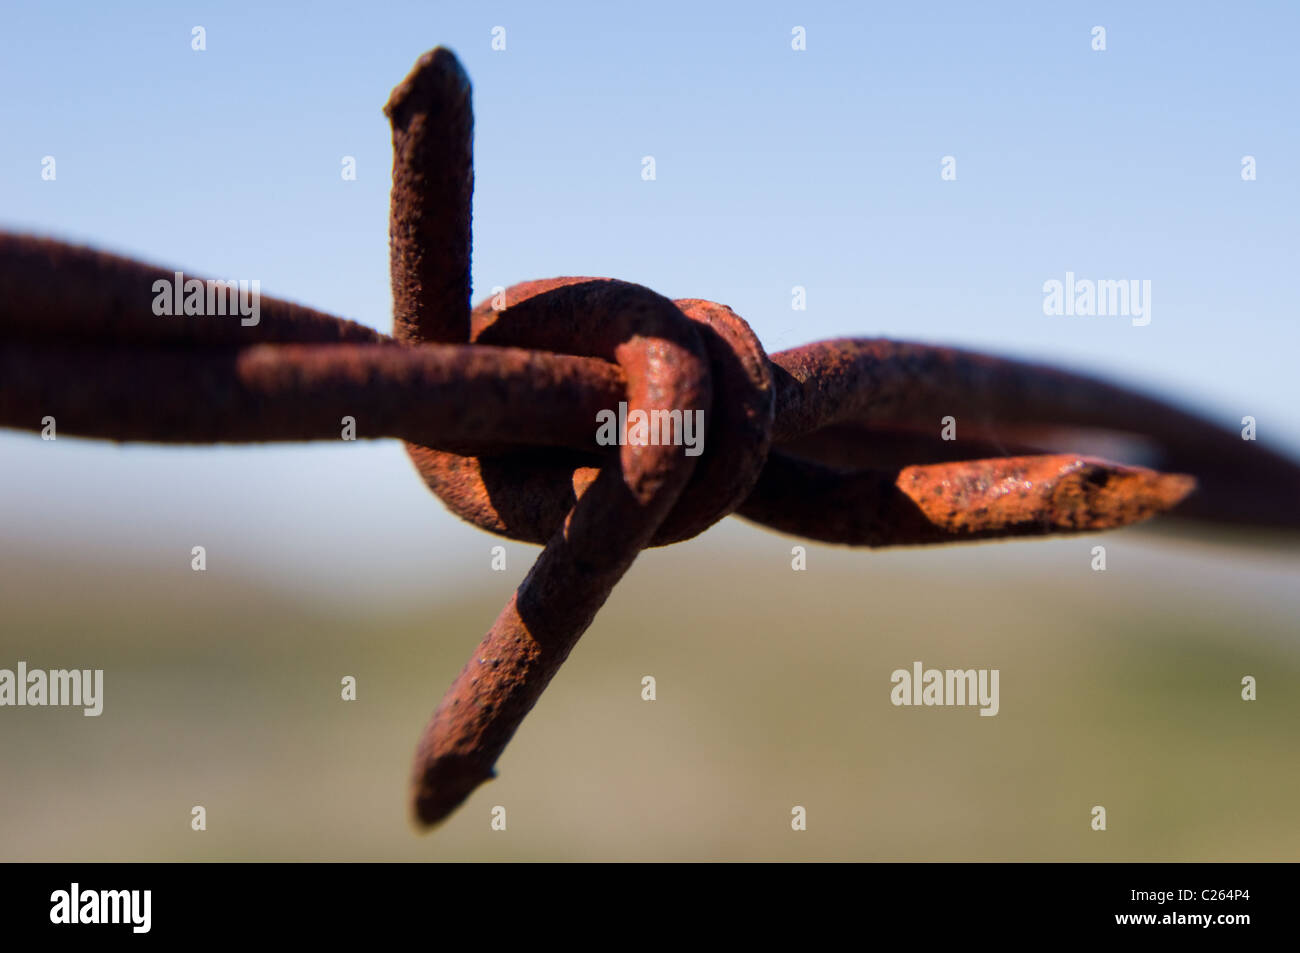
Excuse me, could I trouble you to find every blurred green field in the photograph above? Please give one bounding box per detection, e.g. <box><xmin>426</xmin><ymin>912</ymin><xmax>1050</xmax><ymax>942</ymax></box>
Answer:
<box><xmin>1</xmin><ymin>522</ymin><xmax>1297</xmax><ymax>861</ymax></box>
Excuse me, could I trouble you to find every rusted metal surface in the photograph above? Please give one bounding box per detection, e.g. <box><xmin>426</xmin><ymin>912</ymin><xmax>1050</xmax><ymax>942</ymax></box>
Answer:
<box><xmin>740</xmin><ymin>452</ymin><xmax>1196</xmax><ymax>546</ymax></box>
<box><xmin>410</xmin><ymin>278</ymin><xmax>712</xmax><ymax>824</ymax></box>
<box><xmin>385</xmin><ymin>46</ymin><xmax>474</xmax><ymax>346</ymax></box>
<box><xmin>1</xmin><ymin>46</ymin><xmax>1296</xmax><ymax>829</ymax></box>
<box><xmin>766</xmin><ymin>340</ymin><xmax>1300</xmax><ymax>532</ymax></box>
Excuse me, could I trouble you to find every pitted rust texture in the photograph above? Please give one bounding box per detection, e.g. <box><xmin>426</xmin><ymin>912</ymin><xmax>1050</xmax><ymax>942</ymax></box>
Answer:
<box><xmin>409</xmin><ymin>278</ymin><xmax>713</xmax><ymax>824</ymax></box>
<box><xmin>1</xmin><ymin>46</ymin><xmax>1296</xmax><ymax>829</ymax></box>
<box><xmin>406</xmin><ymin>279</ymin><xmax>775</xmax><ymax>548</ymax></box>
<box><xmin>385</xmin><ymin>46</ymin><xmax>474</xmax><ymax>346</ymax></box>
<box><xmin>738</xmin><ymin>453</ymin><xmax>1196</xmax><ymax>547</ymax></box>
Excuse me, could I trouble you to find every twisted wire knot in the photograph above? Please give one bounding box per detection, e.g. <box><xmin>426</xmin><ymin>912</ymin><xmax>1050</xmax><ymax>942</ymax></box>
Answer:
<box><xmin>410</xmin><ymin>277</ymin><xmax>774</xmax><ymax>548</ymax></box>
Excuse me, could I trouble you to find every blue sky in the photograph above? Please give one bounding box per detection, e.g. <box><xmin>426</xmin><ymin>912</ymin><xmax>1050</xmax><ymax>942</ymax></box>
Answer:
<box><xmin>2</xmin><ymin>1</ymin><xmax>1296</xmax><ymax>589</ymax></box>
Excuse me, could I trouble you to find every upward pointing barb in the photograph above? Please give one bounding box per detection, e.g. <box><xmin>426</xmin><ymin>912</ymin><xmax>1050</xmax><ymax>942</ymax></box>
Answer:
<box><xmin>386</xmin><ymin>47</ymin><xmax>474</xmax><ymax>346</ymax></box>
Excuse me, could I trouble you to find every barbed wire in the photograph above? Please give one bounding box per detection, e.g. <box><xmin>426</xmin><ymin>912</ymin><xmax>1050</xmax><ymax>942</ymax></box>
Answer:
<box><xmin>2</xmin><ymin>47</ymin><xmax>1296</xmax><ymax>828</ymax></box>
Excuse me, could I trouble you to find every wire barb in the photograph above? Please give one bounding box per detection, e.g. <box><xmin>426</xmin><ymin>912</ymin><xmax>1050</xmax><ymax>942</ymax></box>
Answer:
<box><xmin>1</xmin><ymin>47</ymin><xmax>1296</xmax><ymax>830</ymax></box>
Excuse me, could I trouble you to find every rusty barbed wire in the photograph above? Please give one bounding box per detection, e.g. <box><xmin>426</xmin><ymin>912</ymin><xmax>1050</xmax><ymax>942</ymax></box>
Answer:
<box><xmin>1</xmin><ymin>47</ymin><xmax>1297</xmax><ymax>829</ymax></box>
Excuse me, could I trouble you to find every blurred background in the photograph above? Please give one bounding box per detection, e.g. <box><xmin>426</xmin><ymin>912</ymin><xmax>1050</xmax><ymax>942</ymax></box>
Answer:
<box><xmin>1</xmin><ymin>1</ymin><xmax>1297</xmax><ymax>859</ymax></box>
